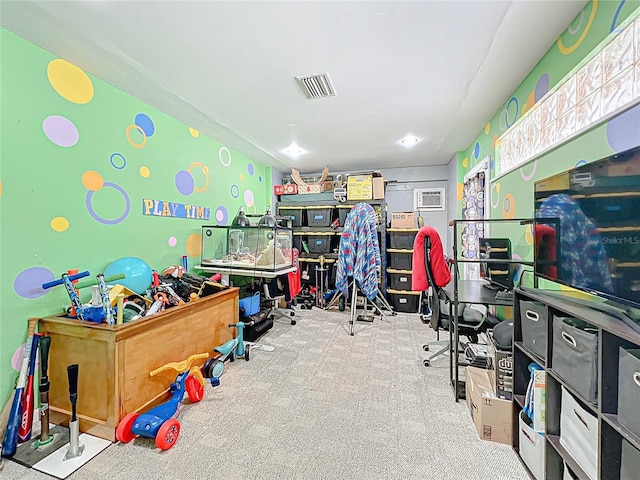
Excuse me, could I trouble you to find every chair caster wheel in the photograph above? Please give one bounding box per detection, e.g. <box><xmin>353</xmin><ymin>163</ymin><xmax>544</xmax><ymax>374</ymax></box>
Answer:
<box><xmin>423</xmin><ymin>345</ymin><xmax>429</xmax><ymax>351</ymax></box>
<box><xmin>289</xmin><ymin>311</ymin><xmax>295</xmax><ymax>317</ymax></box>
<box><xmin>424</xmin><ymin>360</ymin><xmax>431</xmax><ymax>367</ymax></box>
<box><xmin>300</xmin><ymin>304</ymin><xmax>306</xmax><ymax>310</ymax></box>
<box><xmin>291</xmin><ymin>320</ymin><xmax>297</xmax><ymax>325</ymax></box>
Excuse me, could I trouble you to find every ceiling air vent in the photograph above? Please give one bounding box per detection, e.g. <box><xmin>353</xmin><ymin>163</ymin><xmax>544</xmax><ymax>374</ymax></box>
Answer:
<box><xmin>296</xmin><ymin>73</ymin><xmax>336</xmax><ymax>99</ymax></box>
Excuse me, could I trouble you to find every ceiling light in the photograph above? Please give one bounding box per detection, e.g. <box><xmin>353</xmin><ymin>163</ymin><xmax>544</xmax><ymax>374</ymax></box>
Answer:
<box><xmin>281</xmin><ymin>143</ymin><xmax>307</xmax><ymax>159</ymax></box>
<box><xmin>400</xmin><ymin>135</ymin><xmax>420</xmax><ymax>147</ymax></box>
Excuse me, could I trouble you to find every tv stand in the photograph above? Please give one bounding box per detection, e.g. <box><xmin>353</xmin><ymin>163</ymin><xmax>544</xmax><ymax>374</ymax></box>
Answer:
<box><xmin>513</xmin><ymin>287</ymin><xmax>640</xmax><ymax>479</ymax></box>
<box><xmin>521</xmin><ymin>286</ymin><xmax>640</xmax><ymax>335</ymax></box>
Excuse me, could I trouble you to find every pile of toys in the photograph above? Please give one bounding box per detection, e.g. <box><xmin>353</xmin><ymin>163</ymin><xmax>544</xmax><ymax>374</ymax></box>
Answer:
<box><xmin>46</xmin><ymin>257</ymin><xmax>227</xmax><ymax>325</ymax></box>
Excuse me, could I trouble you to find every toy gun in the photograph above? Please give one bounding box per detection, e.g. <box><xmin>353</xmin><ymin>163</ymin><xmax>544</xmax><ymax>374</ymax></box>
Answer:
<box><xmin>42</xmin><ymin>271</ymin><xmax>90</xmax><ymax>320</ymax></box>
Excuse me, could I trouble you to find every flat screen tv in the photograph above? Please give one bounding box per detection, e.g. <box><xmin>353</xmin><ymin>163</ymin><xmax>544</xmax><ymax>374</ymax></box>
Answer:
<box><xmin>533</xmin><ymin>144</ymin><xmax>640</xmax><ymax>331</ymax></box>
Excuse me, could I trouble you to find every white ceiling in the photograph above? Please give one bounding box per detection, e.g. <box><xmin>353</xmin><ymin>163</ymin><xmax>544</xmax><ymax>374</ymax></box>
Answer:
<box><xmin>1</xmin><ymin>1</ymin><xmax>588</xmax><ymax>174</ymax></box>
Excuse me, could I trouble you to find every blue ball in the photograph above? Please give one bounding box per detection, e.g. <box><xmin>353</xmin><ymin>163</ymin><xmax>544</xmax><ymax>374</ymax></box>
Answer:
<box><xmin>103</xmin><ymin>257</ymin><xmax>152</xmax><ymax>294</ymax></box>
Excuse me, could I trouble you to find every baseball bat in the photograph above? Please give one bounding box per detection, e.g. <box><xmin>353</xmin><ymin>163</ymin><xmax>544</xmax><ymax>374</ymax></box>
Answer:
<box><xmin>18</xmin><ymin>333</ymin><xmax>41</xmax><ymax>442</ymax></box>
<box><xmin>38</xmin><ymin>336</ymin><xmax>52</xmax><ymax>443</ymax></box>
<box><xmin>1</xmin><ymin>318</ymin><xmax>37</xmax><ymax>457</ymax></box>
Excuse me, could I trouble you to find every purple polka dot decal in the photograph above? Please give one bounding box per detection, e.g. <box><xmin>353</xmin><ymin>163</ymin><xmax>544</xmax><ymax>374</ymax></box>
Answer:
<box><xmin>607</xmin><ymin>104</ymin><xmax>640</xmax><ymax>153</ymax></box>
<box><xmin>248</xmin><ymin>163</ymin><xmax>255</xmax><ymax>176</ymax></box>
<box><xmin>12</xmin><ymin>345</ymin><xmax>26</xmax><ymax>371</ymax></box>
<box><xmin>216</xmin><ymin>206</ymin><xmax>229</xmax><ymax>225</ymax></box>
<box><xmin>175</xmin><ymin>170</ymin><xmax>195</xmax><ymax>195</ymax></box>
<box><xmin>14</xmin><ymin>266</ymin><xmax>55</xmax><ymax>298</ymax></box>
<box><xmin>244</xmin><ymin>189</ymin><xmax>255</xmax><ymax>207</ymax></box>
<box><xmin>43</xmin><ymin>115</ymin><xmax>79</xmax><ymax>147</ymax></box>
<box><xmin>535</xmin><ymin>73</ymin><xmax>550</xmax><ymax>102</ymax></box>
<box><xmin>135</xmin><ymin>113</ymin><xmax>155</xmax><ymax>137</ymax></box>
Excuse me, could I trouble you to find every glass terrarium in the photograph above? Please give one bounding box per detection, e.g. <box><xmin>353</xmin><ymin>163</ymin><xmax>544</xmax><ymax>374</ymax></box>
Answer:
<box><xmin>200</xmin><ymin>225</ymin><xmax>293</xmax><ymax>271</ymax></box>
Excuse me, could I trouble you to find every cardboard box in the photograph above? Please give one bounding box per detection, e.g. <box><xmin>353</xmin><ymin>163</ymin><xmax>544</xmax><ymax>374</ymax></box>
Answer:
<box><xmin>346</xmin><ymin>173</ymin><xmax>384</xmax><ymax>200</ymax></box>
<box><xmin>487</xmin><ymin>333</ymin><xmax>513</xmax><ymax>400</ymax></box>
<box><xmin>533</xmin><ymin>369</ymin><xmax>546</xmax><ymax>433</ymax></box>
<box><xmin>390</xmin><ymin>212</ymin><xmax>415</xmax><ymax>229</ymax></box>
<box><xmin>465</xmin><ymin>366</ymin><xmax>512</xmax><ymax>445</ymax></box>
<box><xmin>273</xmin><ymin>184</ymin><xmax>298</xmax><ymax>195</ymax></box>
<box><xmin>298</xmin><ymin>183</ymin><xmax>326</xmax><ymax>194</ymax></box>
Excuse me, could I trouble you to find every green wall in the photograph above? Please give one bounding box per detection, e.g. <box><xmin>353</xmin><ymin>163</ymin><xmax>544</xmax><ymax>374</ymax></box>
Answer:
<box><xmin>457</xmin><ymin>0</ymin><xmax>640</xmax><ymax>261</ymax></box>
<box><xmin>0</xmin><ymin>29</ymin><xmax>272</xmax><ymax>405</ymax></box>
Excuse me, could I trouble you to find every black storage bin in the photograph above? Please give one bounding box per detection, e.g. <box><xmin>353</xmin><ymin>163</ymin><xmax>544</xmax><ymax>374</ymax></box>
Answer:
<box><xmin>292</xmin><ymin>235</ymin><xmax>303</xmax><ymax>253</ymax></box>
<box><xmin>618</xmin><ymin>347</ymin><xmax>640</xmax><ymax>438</ymax></box>
<box><xmin>387</xmin><ymin>269</ymin><xmax>412</xmax><ymax>291</ymax></box>
<box><xmin>387</xmin><ymin>289</ymin><xmax>420</xmax><ymax>313</ymax></box>
<box><xmin>279</xmin><ymin>208</ymin><xmax>303</xmax><ymax>227</ymax></box>
<box><xmin>244</xmin><ymin>312</ymin><xmax>273</xmax><ymax>342</ymax></box>
<box><xmin>308</xmin><ymin>235</ymin><xmax>332</xmax><ymax>254</ymax></box>
<box><xmin>337</xmin><ymin>206</ymin><xmax>353</xmax><ymax>226</ymax></box>
<box><xmin>388</xmin><ymin>229</ymin><xmax>418</xmax><ymax>249</ymax></box>
<box><xmin>520</xmin><ymin>300</ymin><xmax>548</xmax><ymax>361</ymax></box>
<box><xmin>388</xmin><ymin>249</ymin><xmax>413</xmax><ymax>270</ymax></box>
<box><xmin>552</xmin><ymin>316</ymin><xmax>598</xmax><ymax>404</ymax></box>
<box><xmin>306</xmin><ymin>207</ymin><xmax>333</xmax><ymax>227</ymax></box>
<box><xmin>621</xmin><ymin>439</ymin><xmax>640</xmax><ymax>480</ymax></box>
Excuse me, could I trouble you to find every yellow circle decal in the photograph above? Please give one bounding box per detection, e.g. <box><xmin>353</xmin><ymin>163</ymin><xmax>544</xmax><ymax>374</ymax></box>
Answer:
<box><xmin>525</xmin><ymin>225</ymin><xmax>534</xmax><ymax>245</ymax></box>
<box><xmin>139</xmin><ymin>166</ymin><xmax>150</xmax><ymax>178</ymax></box>
<box><xmin>189</xmin><ymin>127</ymin><xmax>200</xmax><ymax>138</ymax></box>
<box><xmin>126</xmin><ymin>124</ymin><xmax>147</xmax><ymax>148</ymax></box>
<box><xmin>187</xmin><ymin>162</ymin><xmax>209</xmax><ymax>192</ymax></box>
<box><xmin>0</xmin><ymin>180</ymin><xmax>3</xmax><ymax>197</ymax></box>
<box><xmin>47</xmin><ymin>59</ymin><xmax>94</xmax><ymax>104</ymax></box>
<box><xmin>502</xmin><ymin>193</ymin><xmax>516</xmax><ymax>219</ymax></box>
<box><xmin>50</xmin><ymin>216</ymin><xmax>70</xmax><ymax>232</ymax></box>
<box><xmin>484</xmin><ymin>123</ymin><xmax>490</xmax><ymax>135</ymax></box>
<box><xmin>557</xmin><ymin>0</ymin><xmax>598</xmax><ymax>55</ymax></box>
<box><xmin>462</xmin><ymin>157</ymin><xmax>469</xmax><ymax>168</ymax></box>
<box><xmin>186</xmin><ymin>233</ymin><xmax>202</xmax><ymax>258</ymax></box>
<box><xmin>239</xmin><ymin>174</ymin><xmax>245</xmax><ymax>182</ymax></box>
<box><xmin>82</xmin><ymin>171</ymin><xmax>104</xmax><ymax>191</ymax></box>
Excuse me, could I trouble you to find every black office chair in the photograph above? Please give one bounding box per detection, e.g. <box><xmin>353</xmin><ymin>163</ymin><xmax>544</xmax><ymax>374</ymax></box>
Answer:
<box><xmin>421</xmin><ymin>235</ymin><xmax>495</xmax><ymax>366</ymax></box>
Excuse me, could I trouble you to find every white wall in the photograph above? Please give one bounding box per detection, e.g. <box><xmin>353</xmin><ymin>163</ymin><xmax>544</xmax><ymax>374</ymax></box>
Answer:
<box><xmin>379</xmin><ymin>165</ymin><xmax>450</xmax><ymax>247</ymax></box>
<box><xmin>446</xmin><ymin>153</ymin><xmax>458</xmax><ymax>256</ymax></box>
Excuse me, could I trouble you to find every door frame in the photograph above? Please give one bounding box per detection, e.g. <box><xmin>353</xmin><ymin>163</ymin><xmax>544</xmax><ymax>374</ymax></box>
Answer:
<box><xmin>462</xmin><ymin>157</ymin><xmax>490</xmax><ymax>280</ymax></box>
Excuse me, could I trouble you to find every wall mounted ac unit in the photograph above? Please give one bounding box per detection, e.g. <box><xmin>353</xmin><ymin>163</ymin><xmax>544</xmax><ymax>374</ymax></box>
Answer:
<box><xmin>414</xmin><ymin>188</ymin><xmax>445</xmax><ymax>211</ymax></box>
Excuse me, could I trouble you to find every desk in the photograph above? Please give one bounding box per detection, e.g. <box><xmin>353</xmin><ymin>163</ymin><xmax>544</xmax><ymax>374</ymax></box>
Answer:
<box><xmin>196</xmin><ymin>265</ymin><xmax>296</xmax><ymax>281</ymax></box>
<box><xmin>443</xmin><ymin>280</ymin><xmax>513</xmax><ymax>401</ymax></box>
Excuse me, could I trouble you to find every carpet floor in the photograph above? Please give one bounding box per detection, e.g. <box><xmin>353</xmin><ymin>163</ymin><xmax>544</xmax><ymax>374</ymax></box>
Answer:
<box><xmin>1</xmin><ymin>306</ymin><xmax>528</xmax><ymax>479</ymax></box>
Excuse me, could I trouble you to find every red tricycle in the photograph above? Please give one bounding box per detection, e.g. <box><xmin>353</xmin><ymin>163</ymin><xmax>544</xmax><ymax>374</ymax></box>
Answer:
<box><xmin>115</xmin><ymin>353</ymin><xmax>208</xmax><ymax>451</ymax></box>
